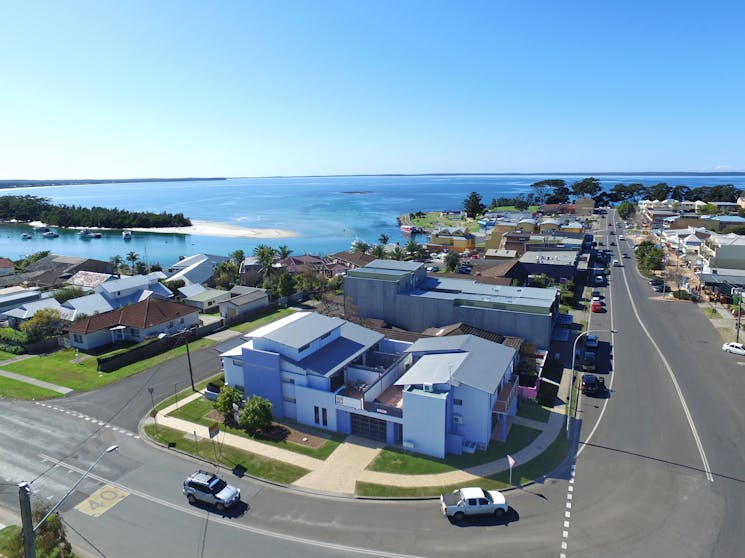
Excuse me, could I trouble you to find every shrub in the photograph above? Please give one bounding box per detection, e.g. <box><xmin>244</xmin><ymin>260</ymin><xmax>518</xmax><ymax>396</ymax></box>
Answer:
<box><xmin>214</xmin><ymin>385</ymin><xmax>244</xmax><ymax>424</ymax></box>
<box><xmin>0</xmin><ymin>342</ymin><xmax>25</xmax><ymax>355</ymax></box>
<box><xmin>672</xmin><ymin>290</ymin><xmax>692</xmax><ymax>301</ymax></box>
<box><xmin>0</xmin><ymin>327</ymin><xmax>28</xmax><ymax>344</ymax></box>
<box><xmin>238</xmin><ymin>396</ymin><xmax>273</xmax><ymax>434</ymax></box>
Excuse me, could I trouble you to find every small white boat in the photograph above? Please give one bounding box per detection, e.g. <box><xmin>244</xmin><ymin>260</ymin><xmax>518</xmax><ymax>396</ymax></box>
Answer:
<box><xmin>79</xmin><ymin>228</ymin><xmax>102</xmax><ymax>239</ymax></box>
<box><xmin>122</xmin><ymin>230</ymin><xmax>132</xmax><ymax>240</ymax></box>
<box><xmin>400</xmin><ymin>225</ymin><xmax>414</xmax><ymax>233</ymax></box>
<box><xmin>42</xmin><ymin>230</ymin><xmax>59</xmax><ymax>238</ymax></box>
<box><xmin>21</xmin><ymin>233</ymin><xmax>32</xmax><ymax>240</ymax></box>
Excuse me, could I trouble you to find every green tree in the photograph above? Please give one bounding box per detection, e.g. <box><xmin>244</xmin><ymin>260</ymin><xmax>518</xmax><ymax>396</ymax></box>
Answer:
<box><xmin>126</xmin><ymin>251</ymin><xmax>139</xmax><ymax>273</ymax></box>
<box><xmin>463</xmin><ymin>191</ymin><xmax>485</xmax><ymax>218</ymax></box>
<box><xmin>645</xmin><ymin>182</ymin><xmax>672</xmax><ymax>201</ymax></box>
<box><xmin>278</xmin><ymin>245</ymin><xmax>292</xmax><ymax>259</ymax></box>
<box><xmin>14</xmin><ymin>250</ymin><xmax>50</xmax><ymax>272</ymax></box>
<box><xmin>20</xmin><ymin>308</ymin><xmax>63</xmax><ymax>342</ymax></box>
<box><xmin>545</xmin><ymin>184</ymin><xmax>571</xmax><ymax>204</ymax></box>
<box><xmin>214</xmin><ymin>386</ymin><xmax>244</xmax><ymax>424</ymax></box>
<box><xmin>277</xmin><ymin>271</ymin><xmax>295</xmax><ymax>298</ymax></box>
<box><xmin>253</xmin><ymin>244</ymin><xmax>278</xmax><ymax>277</ymax></box>
<box><xmin>212</xmin><ymin>260</ymin><xmax>238</xmax><ymax>289</ymax></box>
<box><xmin>445</xmin><ymin>251</ymin><xmax>460</xmax><ymax>272</ymax></box>
<box><xmin>6</xmin><ymin>502</ymin><xmax>74</xmax><ymax>558</ymax></box>
<box><xmin>513</xmin><ymin>194</ymin><xmax>530</xmax><ymax>211</ymax></box>
<box><xmin>670</xmin><ymin>185</ymin><xmax>690</xmax><ymax>201</ymax></box>
<box><xmin>405</xmin><ymin>239</ymin><xmax>421</xmax><ymax>259</ymax></box>
<box><xmin>698</xmin><ymin>203</ymin><xmax>717</xmax><ymax>215</ymax></box>
<box><xmin>370</xmin><ymin>245</ymin><xmax>386</xmax><ymax>259</ymax></box>
<box><xmin>53</xmin><ymin>286</ymin><xmax>87</xmax><ymax>304</ymax></box>
<box><xmin>378</xmin><ymin>233</ymin><xmax>389</xmax><ymax>245</ymax></box>
<box><xmin>635</xmin><ymin>241</ymin><xmax>664</xmax><ymax>271</ymax></box>
<box><xmin>530</xmin><ymin>179</ymin><xmax>565</xmax><ymax>204</ymax></box>
<box><xmin>390</xmin><ymin>246</ymin><xmax>405</xmax><ymax>261</ymax></box>
<box><xmin>238</xmin><ymin>396</ymin><xmax>273</xmax><ymax>434</ymax></box>
<box><xmin>109</xmin><ymin>254</ymin><xmax>123</xmax><ymax>274</ymax></box>
<box><xmin>617</xmin><ymin>201</ymin><xmax>636</xmax><ymax>220</ymax></box>
<box><xmin>163</xmin><ymin>278</ymin><xmax>186</xmax><ymax>296</ymax></box>
<box><xmin>353</xmin><ymin>241</ymin><xmax>369</xmax><ymax>254</ymax></box>
<box><xmin>571</xmin><ymin>177</ymin><xmax>602</xmax><ymax>198</ymax></box>
<box><xmin>229</xmin><ymin>249</ymin><xmax>245</xmax><ymax>268</ymax></box>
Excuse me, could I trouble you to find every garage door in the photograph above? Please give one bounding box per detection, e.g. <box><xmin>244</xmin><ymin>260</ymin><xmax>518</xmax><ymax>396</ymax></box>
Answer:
<box><xmin>350</xmin><ymin>413</ymin><xmax>387</xmax><ymax>442</ymax></box>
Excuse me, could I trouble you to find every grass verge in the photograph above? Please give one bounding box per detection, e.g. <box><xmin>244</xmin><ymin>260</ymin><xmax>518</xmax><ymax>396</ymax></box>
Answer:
<box><xmin>356</xmin><ymin>429</ymin><xmax>570</xmax><ymax>497</ymax></box>
<box><xmin>166</xmin><ymin>395</ymin><xmax>344</xmax><ymax>460</ymax></box>
<box><xmin>0</xmin><ymin>375</ymin><xmax>64</xmax><ymax>400</ymax></box>
<box><xmin>229</xmin><ymin>308</ymin><xmax>296</xmax><ymax>333</ymax></box>
<box><xmin>516</xmin><ymin>399</ymin><xmax>551</xmax><ymax>423</ymax></box>
<box><xmin>0</xmin><ymin>349</ymin><xmax>20</xmax><ymax>361</ymax></box>
<box><xmin>366</xmin><ymin>424</ymin><xmax>541</xmax><ymax>475</ymax></box>
<box><xmin>702</xmin><ymin>306</ymin><xmax>720</xmax><ymax>319</ymax></box>
<box><xmin>144</xmin><ymin>424</ymin><xmax>309</xmax><ymax>484</ymax></box>
<box><xmin>1</xmin><ymin>339</ymin><xmax>215</xmax><ymax>392</ymax></box>
<box><xmin>0</xmin><ymin>525</ymin><xmax>21</xmax><ymax>555</ymax></box>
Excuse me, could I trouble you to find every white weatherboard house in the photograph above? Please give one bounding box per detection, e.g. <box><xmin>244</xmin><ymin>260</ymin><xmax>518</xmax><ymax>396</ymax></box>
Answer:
<box><xmin>221</xmin><ymin>312</ymin><xmax>518</xmax><ymax>458</ymax></box>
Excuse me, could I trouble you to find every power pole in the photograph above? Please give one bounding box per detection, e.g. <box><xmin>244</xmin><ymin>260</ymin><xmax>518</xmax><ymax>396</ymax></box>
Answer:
<box><xmin>737</xmin><ymin>289</ymin><xmax>743</xmax><ymax>344</ymax></box>
<box><xmin>18</xmin><ymin>482</ymin><xmax>35</xmax><ymax>558</ymax></box>
<box><xmin>184</xmin><ymin>332</ymin><xmax>196</xmax><ymax>392</ymax></box>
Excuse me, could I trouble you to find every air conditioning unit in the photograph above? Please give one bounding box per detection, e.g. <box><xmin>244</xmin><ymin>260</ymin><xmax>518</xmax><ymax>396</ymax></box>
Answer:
<box><xmin>423</xmin><ymin>383</ymin><xmax>433</xmax><ymax>392</ymax></box>
<box><xmin>453</xmin><ymin>414</ymin><xmax>464</xmax><ymax>425</ymax></box>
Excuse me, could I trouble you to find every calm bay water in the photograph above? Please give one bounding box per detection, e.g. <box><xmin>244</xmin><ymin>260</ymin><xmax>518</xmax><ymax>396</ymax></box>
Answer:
<box><xmin>3</xmin><ymin>174</ymin><xmax>744</xmax><ymax>266</ymax></box>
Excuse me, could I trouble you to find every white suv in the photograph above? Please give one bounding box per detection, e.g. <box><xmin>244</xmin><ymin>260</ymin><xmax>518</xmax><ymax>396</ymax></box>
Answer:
<box><xmin>183</xmin><ymin>470</ymin><xmax>241</xmax><ymax>511</ymax></box>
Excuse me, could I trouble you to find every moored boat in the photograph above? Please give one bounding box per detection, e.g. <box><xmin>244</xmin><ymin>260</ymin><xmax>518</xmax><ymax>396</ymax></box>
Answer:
<box><xmin>42</xmin><ymin>230</ymin><xmax>59</xmax><ymax>238</ymax></box>
<box><xmin>122</xmin><ymin>230</ymin><xmax>132</xmax><ymax>239</ymax></box>
<box><xmin>21</xmin><ymin>233</ymin><xmax>32</xmax><ymax>240</ymax></box>
<box><xmin>79</xmin><ymin>228</ymin><xmax>102</xmax><ymax>239</ymax></box>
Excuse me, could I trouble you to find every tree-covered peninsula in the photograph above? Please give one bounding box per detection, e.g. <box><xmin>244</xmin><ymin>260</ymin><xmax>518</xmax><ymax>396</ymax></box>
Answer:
<box><xmin>0</xmin><ymin>195</ymin><xmax>192</xmax><ymax>228</ymax></box>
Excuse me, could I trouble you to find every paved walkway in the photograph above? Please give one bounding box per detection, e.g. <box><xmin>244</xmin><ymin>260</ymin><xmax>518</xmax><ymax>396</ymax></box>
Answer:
<box><xmin>153</xmin><ymin>371</ymin><xmax>571</xmax><ymax>496</ymax></box>
<box><xmin>0</xmin><ymin>355</ymin><xmax>73</xmax><ymax>394</ymax></box>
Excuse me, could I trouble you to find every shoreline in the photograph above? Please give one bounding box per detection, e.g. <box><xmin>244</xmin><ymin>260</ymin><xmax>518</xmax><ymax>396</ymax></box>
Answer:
<box><xmin>20</xmin><ymin>219</ymin><xmax>298</xmax><ymax>239</ymax></box>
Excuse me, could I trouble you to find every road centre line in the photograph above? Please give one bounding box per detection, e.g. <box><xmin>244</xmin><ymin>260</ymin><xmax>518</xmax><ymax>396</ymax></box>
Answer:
<box><xmin>40</xmin><ymin>454</ymin><xmax>428</xmax><ymax>558</ymax></box>
<box><xmin>595</xmin><ymin>216</ymin><xmax>713</xmax><ymax>481</ymax></box>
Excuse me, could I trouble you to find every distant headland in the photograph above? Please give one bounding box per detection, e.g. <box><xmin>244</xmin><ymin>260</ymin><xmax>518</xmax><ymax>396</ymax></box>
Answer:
<box><xmin>0</xmin><ymin>177</ymin><xmax>226</xmax><ymax>189</ymax></box>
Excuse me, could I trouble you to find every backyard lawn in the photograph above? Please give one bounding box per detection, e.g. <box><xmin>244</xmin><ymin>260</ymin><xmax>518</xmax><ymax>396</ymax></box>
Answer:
<box><xmin>366</xmin><ymin>424</ymin><xmax>541</xmax><ymax>475</ymax></box>
<box><xmin>2</xmin><ymin>339</ymin><xmax>215</xmax><ymax>392</ymax></box>
<box><xmin>0</xmin><ymin>349</ymin><xmax>19</xmax><ymax>361</ymax></box>
<box><xmin>516</xmin><ymin>399</ymin><xmax>551</xmax><ymax>423</ymax></box>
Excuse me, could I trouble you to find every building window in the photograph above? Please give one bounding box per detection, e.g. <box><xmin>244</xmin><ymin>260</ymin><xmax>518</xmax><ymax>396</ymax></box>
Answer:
<box><xmin>299</xmin><ymin>343</ymin><xmax>310</xmax><ymax>352</ymax></box>
<box><xmin>314</xmin><ymin>406</ymin><xmax>320</xmax><ymax>424</ymax></box>
<box><xmin>180</xmin><ymin>317</ymin><xmax>184</xmax><ymax>323</ymax></box>
<box><xmin>283</xmin><ymin>396</ymin><xmax>296</xmax><ymax>404</ymax></box>
<box><xmin>453</xmin><ymin>398</ymin><xmax>463</xmax><ymax>406</ymax></box>
<box><xmin>320</xmin><ymin>331</ymin><xmax>331</xmax><ymax>340</ymax></box>
<box><xmin>322</xmin><ymin>408</ymin><xmax>328</xmax><ymax>426</ymax></box>
<box><xmin>73</xmin><ymin>334</ymin><xmax>82</xmax><ymax>343</ymax></box>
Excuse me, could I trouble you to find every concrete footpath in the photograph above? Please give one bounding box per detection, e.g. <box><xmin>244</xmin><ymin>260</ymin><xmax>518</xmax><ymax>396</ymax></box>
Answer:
<box><xmin>152</xmin><ymin>367</ymin><xmax>572</xmax><ymax>496</ymax></box>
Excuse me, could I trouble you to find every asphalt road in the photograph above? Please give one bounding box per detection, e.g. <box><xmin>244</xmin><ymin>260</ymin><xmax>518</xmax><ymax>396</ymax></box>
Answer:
<box><xmin>2</xmin><ymin>217</ymin><xmax>745</xmax><ymax>557</ymax></box>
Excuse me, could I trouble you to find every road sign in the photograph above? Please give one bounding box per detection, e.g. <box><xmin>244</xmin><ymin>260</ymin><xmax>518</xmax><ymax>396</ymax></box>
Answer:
<box><xmin>208</xmin><ymin>422</ymin><xmax>220</xmax><ymax>439</ymax></box>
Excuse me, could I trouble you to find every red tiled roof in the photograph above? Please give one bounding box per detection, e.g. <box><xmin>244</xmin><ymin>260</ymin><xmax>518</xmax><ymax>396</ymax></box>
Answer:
<box><xmin>0</xmin><ymin>257</ymin><xmax>14</xmax><ymax>268</ymax></box>
<box><xmin>69</xmin><ymin>298</ymin><xmax>197</xmax><ymax>334</ymax></box>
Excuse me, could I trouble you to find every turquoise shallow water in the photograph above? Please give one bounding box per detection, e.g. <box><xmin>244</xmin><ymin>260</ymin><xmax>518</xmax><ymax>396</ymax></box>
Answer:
<box><xmin>2</xmin><ymin>174</ymin><xmax>744</xmax><ymax>266</ymax></box>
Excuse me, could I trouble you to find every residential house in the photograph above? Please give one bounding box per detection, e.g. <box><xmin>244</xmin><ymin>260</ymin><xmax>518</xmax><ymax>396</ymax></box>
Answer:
<box><xmin>60</xmin><ymin>293</ymin><xmax>115</xmax><ymax>322</ymax></box>
<box><xmin>0</xmin><ymin>257</ymin><xmax>14</xmax><ymax>276</ymax></box>
<box><xmin>344</xmin><ymin>260</ymin><xmax>560</xmax><ymax>347</ymax></box>
<box><xmin>518</xmin><ymin>251</ymin><xmax>578</xmax><ymax>283</ymax></box>
<box><xmin>0</xmin><ymin>254</ymin><xmax>111</xmax><ymax>289</ymax></box>
<box><xmin>0</xmin><ymin>288</ymin><xmax>42</xmax><ymax>317</ymax></box>
<box><xmin>538</xmin><ymin>218</ymin><xmax>561</xmax><ymax>233</ymax></box>
<box><xmin>167</xmin><ymin>254</ymin><xmax>229</xmax><ymax>286</ymax></box>
<box><xmin>5</xmin><ymin>298</ymin><xmax>62</xmax><ymax>329</ymax></box>
<box><xmin>324</xmin><ymin>251</ymin><xmax>376</xmax><ymax>274</ymax></box>
<box><xmin>574</xmin><ymin>197</ymin><xmax>595</xmax><ymax>216</ymax></box>
<box><xmin>95</xmin><ymin>273</ymin><xmax>172</xmax><ymax>307</ymax></box>
<box><xmin>219</xmin><ymin>286</ymin><xmax>269</xmax><ymax>321</ymax></box>
<box><xmin>538</xmin><ymin>203</ymin><xmax>575</xmax><ymax>215</ymax></box>
<box><xmin>277</xmin><ymin>254</ymin><xmax>329</xmax><ymax>276</ymax></box>
<box><xmin>68</xmin><ymin>298</ymin><xmax>200</xmax><ymax>351</ymax></box>
<box><xmin>700</xmin><ymin>233</ymin><xmax>745</xmax><ymax>272</ymax></box>
<box><xmin>220</xmin><ymin>312</ymin><xmax>518</xmax><ymax>459</ymax></box>
<box><xmin>181</xmin><ymin>287</ymin><xmax>232</xmax><ymax>313</ymax></box>
<box><xmin>66</xmin><ymin>271</ymin><xmax>113</xmax><ymax>291</ymax></box>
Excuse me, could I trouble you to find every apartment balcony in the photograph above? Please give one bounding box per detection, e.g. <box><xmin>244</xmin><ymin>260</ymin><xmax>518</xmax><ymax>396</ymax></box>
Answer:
<box><xmin>492</xmin><ymin>381</ymin><xmax>517</xmax><ymax>414</ymax></box>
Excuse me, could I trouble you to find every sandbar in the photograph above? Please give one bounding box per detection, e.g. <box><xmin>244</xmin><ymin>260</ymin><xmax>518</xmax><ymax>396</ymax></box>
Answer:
<box><xmin>24</xmin><ymin>219</ymin><xmax>297</xmax><ymax>239</ymax></box>
<box><xmin>129</xmin><ymin>220</ymin><xmax>297</xmax><ymax>239</ymax></box>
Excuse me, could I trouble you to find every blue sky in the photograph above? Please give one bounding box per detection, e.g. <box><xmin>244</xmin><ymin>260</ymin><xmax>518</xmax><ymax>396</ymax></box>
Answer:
<box><xmin>1</xmin><ymin>1</ymin><xmax>744</xmax><ymax>178</ymax></box>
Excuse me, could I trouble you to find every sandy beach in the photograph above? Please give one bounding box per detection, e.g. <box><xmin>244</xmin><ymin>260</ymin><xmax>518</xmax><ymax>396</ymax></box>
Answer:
<box><xmin>129</xmin><ymin>220</ymin><xmax>297</xmax><ymax>239</ymax></box>
<box><xmin>25</xmin><ymin>219</ymin><xmax>297</xmax><ymax>239</ymax></box>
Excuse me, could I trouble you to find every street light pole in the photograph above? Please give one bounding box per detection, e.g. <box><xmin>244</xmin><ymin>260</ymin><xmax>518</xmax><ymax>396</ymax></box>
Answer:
<box><xmin>566</xmin><ymin>329</ymin><xmax>616</xmax><ymax>438</ymax></box>
<box><xmin>19</xmin><ymin>445</ymin><xmax>119</xmax><ymax>558</ymax></box>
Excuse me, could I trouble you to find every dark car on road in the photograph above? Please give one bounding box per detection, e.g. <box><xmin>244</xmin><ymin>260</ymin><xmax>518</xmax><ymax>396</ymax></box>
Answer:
<box><xmin>649</xmin><ymin>278</ymin><xmax>664</xmax><ymax>286</ymax></box>
<box><xmin>581</xmin><ymin>374</ymin><xmax>607</xmax><ymax>396</ymax></box>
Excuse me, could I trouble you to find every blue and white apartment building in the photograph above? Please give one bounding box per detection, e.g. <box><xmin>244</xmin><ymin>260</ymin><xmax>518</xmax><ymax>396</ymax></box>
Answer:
<box><xmin>221</xmin><ymin>312</ymin><xmax>519</xmax><ymax>458</ymax></box>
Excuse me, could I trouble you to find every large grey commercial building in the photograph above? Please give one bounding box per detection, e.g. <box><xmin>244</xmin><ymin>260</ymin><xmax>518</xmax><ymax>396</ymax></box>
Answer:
<box><xmin>344</xmin><ymin>260</ymin><xmax>560</xmax><ymax>347</ymax></box>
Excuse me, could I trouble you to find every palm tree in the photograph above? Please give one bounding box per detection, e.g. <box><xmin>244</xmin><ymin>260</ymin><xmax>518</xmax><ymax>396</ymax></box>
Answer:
<box><xmin>353</xmin><ymin>241</ymin><xmax>369</xmax><ymax>254</ymax></box>
<box><xmin>230</xmin><ymin>249</ymin><xmax>245</xmax><ymax>268</ymax></box>
<box><xmin>370</xmin><ymin>245</ymin><xmax>386</xmax><ymax>259</ymax></box>
<box><xmin>253</xmin><ymin>244</ymin><xmax>278</xmax><ymax>277</ymax></box>
<box><xmin>378</xmin><ymin>233</ymin><xmax>389</xmax><ymax>245</ymax></box>
<box><xmin>109</xmin><ymin>255</ymin><xmax>123</xmax><ymax>274</ymax></box>
<box><xmin>405</xmin><ymin>239</ymin><xmax>421</xmax><ymax>259</ymax></box>
<box><xmin>126</xmin><ymin>251</ymin><xmax>139</xmax><ymax>274</ymax></box>
<box><xmin>391</xmin><ymin>246</ymin><xmax>405</xmax><ymax>261</ymax></box>
<box><xmin>278</xmin><ymin>245</ymin><xmax>292</xmax><ymax>259</ymax></box>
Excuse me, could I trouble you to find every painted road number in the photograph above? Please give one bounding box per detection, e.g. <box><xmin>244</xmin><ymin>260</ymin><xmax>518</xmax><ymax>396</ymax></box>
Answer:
<box><xmin>75</xmin><ymin>485</ymin><xmax>128</xmax><ymax>517</ymax></box>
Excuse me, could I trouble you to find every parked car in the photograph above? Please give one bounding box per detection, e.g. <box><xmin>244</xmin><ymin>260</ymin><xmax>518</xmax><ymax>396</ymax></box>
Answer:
<box><xmin>594</xmin><ymin>275</ymin><xmax>604</xmax><ymax>285</ymax></box>
<box><xmin>613</xmin><ymin>259</ymin><xmax>621</xmax><ymax>267</ymax></box>
<box><xmin>581</xmin><ymin>374</ymin><xmax>607</xmax><ymax>396</ymax></box>
<box><xmin>610</xmin><ymin>241</ymin><xmax>616</xmax><ymax>246</ymax></box>
<box><xmin>183</xmin><ymin>470</ymin><xmax>241</xmax><ymax>511</ymax></box>
<box><xmin>651</xmin><ymin>284</ymin><xmax>669</xmax><ymax>293</ymax></box>
<box><xmin>609</xmin><ymin>230</ymin><xmax>615</xmax><ymax>235</ymax></box>
<box><xmin>585</xmin><ymin>334</ymin><xmax>599</xmax><ymax>349</ymax></box>
<box><xmin>722</xmin><ymin>342</ymin><xmax>745</xmax><ymax>355</ymax></box>
<box><xmin>622</xmin><ymin>253</ymin><xmax>629</xmax><ymax>258</ymax></box>
<box><xmin>458</xmin><ymin>265</ymin><xmax>472</xmax><ymax>274</ymax></box>
<box><xmin>582</xmin><ymin>351</ymin><xmax>597</xmax><ymax>371</ymax></box>
<box><xmin>649</xmin><ymin>278</ymin><xmax>664</xmax><ymax>286</ymax></box>
<box><xmin>591</xmin><ymin>290</ymin><xmax>601</xmax><ymax>298</ymax></box>
<box><xmin>426</xmin><ymin>265</ymin><xmax>439</xmax><ymax>272</ymax></box>
<box><xmin>591</xmin><ymin>301</ymin><xmax>603</xmax><ymax>312</ymax></box>
<box><xmin>440</xmin><ymin>487</ymin><xmax>508</xmax><ymax>521</ymax></box>
<box><xmin>619</xmin><ymin>235</ymin><xmax>625</xmax><ymax>240</ymax></box>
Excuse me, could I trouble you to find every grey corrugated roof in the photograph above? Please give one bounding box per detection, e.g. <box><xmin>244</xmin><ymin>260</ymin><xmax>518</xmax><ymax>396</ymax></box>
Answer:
<box><xmin>296</xmin><ymin>321</ymin><xmax>384</xmax><ymax>377</ymax></box>
<box><xmin>400</xmin><ymin>335</ymin><xmax>516</xmax><ymax>393</ymax></box>
<box><xmin>62</xmin><ymin>293</ymin><xmax>114</xmax><ymax>315</ymax></box>
<box><xmin>264</xmin><ymin>313</ymin><xmax>345</xmax><ymax>350</ymax></box>
<box><xmin>365</xmin><ymin>260</ymin><xmax>423</xmax><ymax>272</ymax></box>
<box><xmin>395</xmin><ymin>353</ymin><xmax>468</xmax><ymax>385</ymax></box>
